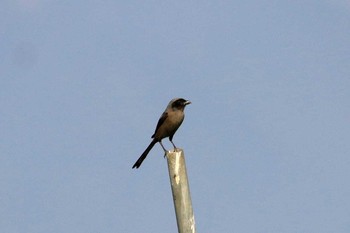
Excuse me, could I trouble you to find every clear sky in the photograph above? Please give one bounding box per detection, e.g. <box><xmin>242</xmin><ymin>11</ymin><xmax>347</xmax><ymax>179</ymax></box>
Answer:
<box><xmin>1</xmin><ymin>1</ymin><xmax>350</xmax><ymax>232</ymax></box>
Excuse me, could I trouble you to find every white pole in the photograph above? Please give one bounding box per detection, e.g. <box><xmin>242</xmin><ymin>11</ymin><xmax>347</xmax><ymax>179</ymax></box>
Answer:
<box><xmin>166</xmin><ymin>149</ymin><xmax>196</xmax><ymax>233</ymax></box>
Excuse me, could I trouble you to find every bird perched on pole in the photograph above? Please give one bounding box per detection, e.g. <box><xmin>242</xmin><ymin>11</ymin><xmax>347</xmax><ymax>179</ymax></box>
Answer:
<box><xmin>132</xmin><ymin>98</ymin><xmax>191</xmax><ymax>169</ymax></box>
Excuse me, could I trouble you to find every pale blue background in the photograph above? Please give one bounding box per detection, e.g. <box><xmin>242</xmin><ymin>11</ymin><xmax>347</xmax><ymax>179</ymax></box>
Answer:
<box><xmin>1</xmin><ymin>1</ymin><xmax>349</xmax><ymax>232</ymax></box>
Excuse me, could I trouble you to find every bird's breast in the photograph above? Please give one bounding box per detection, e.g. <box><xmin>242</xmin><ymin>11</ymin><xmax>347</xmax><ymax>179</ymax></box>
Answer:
<box><xmin>154</xmin><ymin>111</ymin><xmax>184</xmax><ymax>139</ymax></box>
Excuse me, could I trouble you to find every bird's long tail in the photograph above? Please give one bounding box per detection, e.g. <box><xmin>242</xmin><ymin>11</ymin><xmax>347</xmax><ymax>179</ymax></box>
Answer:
<box><xmin>132</xmin><ymin>139</ymin><xmax>157</xmax><ymax>169</ymax></box>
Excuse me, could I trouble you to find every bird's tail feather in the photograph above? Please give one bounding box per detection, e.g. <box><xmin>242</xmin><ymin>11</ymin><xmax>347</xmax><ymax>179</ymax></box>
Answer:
<box><xmin>132</xmin><ymin>139</ymin><xmax>157</xmax><ymax>169</ymax></box>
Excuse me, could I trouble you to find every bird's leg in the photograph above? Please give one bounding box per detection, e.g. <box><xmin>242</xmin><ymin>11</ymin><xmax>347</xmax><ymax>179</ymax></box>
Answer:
<box><xmin>159</xmin><ymin>141</ymin><xmax>168</xmax><ymax>158</ymax></box>
<box><xmin>170</xmin><ymin>139</ymin><xmax>177</xmax><ymax>151</ymax></box>
<box><xmin>159</xmin><ymin>141</ymin><xmax>167</xmax><ymax>152</ymax></box>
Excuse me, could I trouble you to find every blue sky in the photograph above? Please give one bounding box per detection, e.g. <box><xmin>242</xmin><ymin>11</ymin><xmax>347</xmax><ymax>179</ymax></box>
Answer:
<box><xmin>1</xmin><ymin>1</ymin><xmax>350</xmax><ymax>232</ymax></box>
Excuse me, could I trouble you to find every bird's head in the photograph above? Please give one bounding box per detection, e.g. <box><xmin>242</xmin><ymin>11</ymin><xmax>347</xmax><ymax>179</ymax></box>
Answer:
<box><xmin>169</xmin><ymin>98</ymin><xmax>191</xmax><ymax>111</ymax></box>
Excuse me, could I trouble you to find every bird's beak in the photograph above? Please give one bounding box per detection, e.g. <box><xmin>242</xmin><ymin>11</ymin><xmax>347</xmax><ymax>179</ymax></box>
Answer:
<box><xmin>184</xmin><ymin>100</ymin><xmax>191</xmax><ymax>105</ymax></box>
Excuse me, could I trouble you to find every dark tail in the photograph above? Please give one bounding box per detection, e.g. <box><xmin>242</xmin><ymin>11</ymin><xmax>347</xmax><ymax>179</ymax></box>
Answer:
<box><xmin>132</xmin><ymin>139</ymin><xmax>157</xmax><ymax>169</ymax></box>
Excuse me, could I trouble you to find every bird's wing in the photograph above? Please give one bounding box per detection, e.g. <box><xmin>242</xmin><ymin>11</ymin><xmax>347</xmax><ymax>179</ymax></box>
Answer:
<box><xmin>152</xmin><ymin>111</ymin><xmax>168</xmax><ymax>138</ymax></box>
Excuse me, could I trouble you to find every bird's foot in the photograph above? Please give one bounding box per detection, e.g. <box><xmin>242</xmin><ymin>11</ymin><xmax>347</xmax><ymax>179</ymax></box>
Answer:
<box><xmin>163</xmin><ymin>150</ymin><xmax>170</xmax><ymax>158</ymax></box>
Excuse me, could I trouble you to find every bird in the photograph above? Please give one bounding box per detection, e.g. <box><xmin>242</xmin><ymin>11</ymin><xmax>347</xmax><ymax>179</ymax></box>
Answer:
<box><xmin>132</xmin><ymin>98</ymin><xmax>191</xmax><ymax>169</ymax></box>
